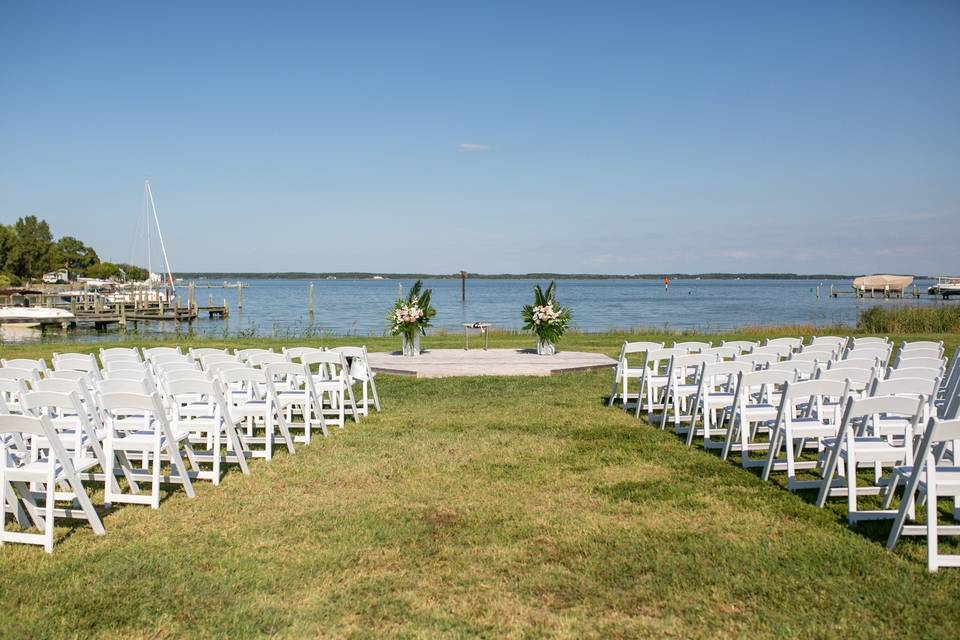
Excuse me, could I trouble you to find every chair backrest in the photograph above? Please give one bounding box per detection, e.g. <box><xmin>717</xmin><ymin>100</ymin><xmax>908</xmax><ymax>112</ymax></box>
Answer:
<box><xmin>750</xmin><ymin>345</ymin><xmax>792</xmax><ymax>359</ymax></box>
<box><xmin>701</xmin><ymin>346</ymin><xmax>739</xmax><ymax>360</ymax></box>
<box><xmin>843</xmin><ymin>395</ymin><xmax>925</xmax><ymax>428</ymax></box>
<box><xmin>165</xmin><ymin>378</ymin><xmax>231</xmax><ymax>420</ymax></box>
<box><xmin>200</xmin><ymin>353</ymin><xmax>241</xmax><ymax>369</ymax></box>
<box><xmin>100</xmin><ymin>347</ymin><xmax>142</xmax><ymax>363</ymax></box>
<box><xmin>103</xmin><ymin>369</ymin><xmax>153</xmax><ymax>382</ymax></box>
<box><xmin>154</xmin><ymin>361</ymin><xmax>200</xmax><ymax>375</ymax></box>
<box><xmin>830</xmin><ymin>357</ymin><xmax>880</xmax><ymax>371</ymax></box>
<box><xmin>235</xmin><ymin>348</ymin><xmax>274</xmax><ymax>361</ymax></box>
<box><xmin>621</xmin><ymin>341</ymin><xmax>664</xmax><ymax>356</ymax></box>
<box><xmin>148</xmin><ymin>353</ymin><xmax>191</xmax><ymax>367</ymax></box>
<box><xmin>188</xmin><ymin>347</ymin><xmax>228</xmax><ymax>361</ymax></box>
<box><xmin>901</xmin><ymin>340</ymin><xmax>943</xmax><ymax>351</ymax></box>
<box><xmin>0</xmin><ymin>358</ymin><xmax>48</xmax><ymax>375</ymax></box>
<box><xmin>768</xmin><ymin>359</ymin><xmax>818</xmax><ymax>378</ymax></box>
<box><xmin>264</xmin><ymin>362</ymin><xmax>307</xmax><ymax>379</ymax></box>
<box><xmin>845</xmin><ymin>345</ymin><xmax>892</xmax><ymax>363</ymax></box>
<box><xmin>782</xmin><ymin>377</ymin><xmax>850</xmax><ymax>402</ymax></box>
<box><xmin>162</xmin><ymin>368</ymin><xmax>210</xmax><ymax>383</ymax></box>
<box><xmin>672</xmin><ymin>341</ymin><xmax>712</xmax><ymax>353</ymax></box>
<box><xmin>815</xmin><ymin>366</ymin><xmax>876</xmax><ymax>390</ymax></box>
<box><xmin>96</xmin><ymin>378</ymin><xmax>153</xmax><ymax>395</ymax></box>
<box><xmin>895</xmin><ymin>347</ymin><xmax>943</xmax><ymax>362</ymax></box>
<box><xmin>885</xmin><ymin>367</ymin><xmax>942</xmax><ymax>382</ymax></box>
<box><xmin>720</xmin><ymin>340</ymin><xmax>760</xmax><ymax>353</ymax></box>
<box><xmin>870</xmin><ymin>376</ymin><xmax>940</xmax><ymax>401</ymax></box>
<box><xmin>282</xmin><ymin>346</ymin><xmax>323</xmax><ymax>362</ymax></box>
<box><xmin>31</xmin><ymin>377</ymin><xmax>84</xmax><ymax>394</ymax></box>
<box><xmin>791</xmin><ymin>349</ymin><xmax>837</xmax><ymax>363</ymax></box>
<box><xmin>0</xmin><ymin>378</ymin><xmax>30</xmax><ymax>409</ymax></box>
<box><xmin>738</xmin><ymin>368</ymin><xmax>796</xmax><ymax>389</ymax></box>
<box><xmin>894</xmin><ymin>356</ymin><xmax>945</xmax><ymax>372</ymax></box>
<box><xmin>666</xmin><ymin>353</ymin><xmax>717</xmax><ymax>374</ymax></box>
<box><xmin>105</xmin><ymin>360</ymin><xmax>148</xmax><ymax>372</ymax></box>
<box><xmin>249</xmin><ymin>352</ymin><xmax>289</xmax><ymax>368</ymax></box>
<box><xmin>21</xmin><ymin>389</ymin><xmax>84</xmax><ymax>417</ymax></box>
<box><xmin>764</xmin><ymin>337</ymin><xmax>803</xmax><ymax>350</ymax></box>
<box><xmin>735</xmin><ymin>353</ymin><xmax>780</xmax><ymax>369</ymax></box>
<box><xmin>0</xmin><ymin>367</ymin><xmax>39</xmax><ymax>383</ymax></box>
<box><xmin>0</xmin><ymin>414</ymin><xmax>73</xmax><ymax>468</ymax></box>
<box><xmin>852</xmin><ymin>336</ymin><xmax>889</xmax><ymax>347</ymax></box>
<box><xmin>205</xmin><ymin>361</ymin><xmax>249</xmax><ymax>378</ymax></box>
<box><xmin>809</xmin><ymin>336</ymin><xmax>849</xmax><ymax>351</ymax></box>
<box><xmin>52</xmin><ymin>353</ymin><xmax>98</xmax><ymax>371</ymax></box>
<box><xmin>642</xmin><ymin>348</ymin><xmax>688</xmax><ymax>373</ymax></box>
<box><xmin>45</xmin><ymin>369</ymin><xmax>93</xmax><ymax>386</ymax></box>
<box><xmin>217</xmin><ymin>366</ymin><xmax>267</xmax><ymax>386</ymax></box>
<box><xmin>98</xmin><ymin>391</ymin><xmax>168</xmax><ymax>435</ymax></box>
<box><xmin>301</xmin><ymin>351</ymin><xmax>350</xmax><ymax>379</ymax></box>
<box><xmin>142</xmin><ymin>346</ymin><xmax>183</xmax><ymax>360</ymax></box>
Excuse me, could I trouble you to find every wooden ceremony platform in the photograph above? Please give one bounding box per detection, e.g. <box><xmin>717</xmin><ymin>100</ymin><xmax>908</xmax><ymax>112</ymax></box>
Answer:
<box><xmin>366</xmin><ymin>348</ymin><xmax>616</xmax><ymax>378</ymax></box>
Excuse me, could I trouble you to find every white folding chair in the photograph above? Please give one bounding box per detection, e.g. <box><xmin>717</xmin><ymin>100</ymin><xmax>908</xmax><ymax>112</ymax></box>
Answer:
<box><xmin>99</xmin><ymin>391</ymin><xmax>196</xmax><ymax>509</ymax></box>
<box><xmin>165</xmin><ymin>378</ymin><xmax>250</xmax><ymax>485</ymax></box>
<box><xmin>687</xmin><ymin>361</ymin><xmax>751</xmax><ymax>448</ymax></box>
<box><xmin>330</xmin><ymin>346</ymin><xmax>381</xmax><ymax>415</ymax></box>
<box><xmin>815</xmin><ymin>395</ymin><xmax>925</xmax><ymax>521</ymax></box>
<box><xmin>607</xmin><ymin>341</ymin><xmax>663</xmax><ymax>408</ymax></box>
<box><xmin>302</xmin><ymin>351</ymin><xmax>359</xmax><ymax>429</ymax></box>
<box><xmin>659</xmin><ymin>353</ymin><xmax>717</xmax><ymax>431</ymax></box>
<box><xmin>761</xmin><ymin>378</ymin><xmax>851</xmax><ymax>489</ymax></box>
<box><xmin>217</xmin><ymin>367</ymin><xmax>294</xmax><ymax>460</ymax></box>
<box><xmin>721</xmin><ymin>369</ymin><xmax>795</xmax><ymax>467</ymax></box>
<box><xmin>885</xmin><ymin>417</ymin><xmax>960</xmax><ymax>571</ymax></box>
<box><xmin>0</xmin><ymin>414</ymin><xmax>105</xmax><ymax>552</ymax></box>
<box><xmin>263</xmin><ymin>362</ymin><xmax>323</xmax><ymax>444</ymax></box>
<box><xmin>633</xmin><ymin>347</ymin><xmax>687</xmax><ymax>420</ymax></box>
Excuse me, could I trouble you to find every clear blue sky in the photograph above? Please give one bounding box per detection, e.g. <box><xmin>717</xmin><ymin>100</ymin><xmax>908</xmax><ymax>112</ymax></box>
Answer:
<box><xmin>2</xmin><ymin>1</ymin><xmax>958</xmax><ymax>275</ymax></box>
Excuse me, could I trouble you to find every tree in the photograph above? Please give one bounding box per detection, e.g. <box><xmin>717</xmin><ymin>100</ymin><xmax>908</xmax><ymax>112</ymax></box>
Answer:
<box><xmin>4</xmin><ymin>215</ymin><xmax>53</xmax><ymax>279</ymax></box>
<box><xmin>52</xmin><ymin>236</ymin><xmax>99</xmax><ymax>272</ymax></box>
<box><xmin>0</xmin><ymin>224</ymin><xmax>13</xmax><ymax>273</ymax></box>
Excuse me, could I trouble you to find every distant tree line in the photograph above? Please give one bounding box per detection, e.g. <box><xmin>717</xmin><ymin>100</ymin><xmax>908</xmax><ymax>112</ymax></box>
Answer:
<box><xmin>173</xmin><ymin>271</ymin><xmax>863</xmax><ymax>281</ymax></box>
<box><xmin>0</xmin><ymin>215</ymin><xmax>148</xmax><ymax>288</ymax></box>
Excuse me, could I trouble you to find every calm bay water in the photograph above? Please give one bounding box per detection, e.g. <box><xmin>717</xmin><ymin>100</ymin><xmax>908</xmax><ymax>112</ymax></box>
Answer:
<box><xmin>4</xmin><ymin>277</ymin><xmax>947</xmax><ymax>344</ymax></box>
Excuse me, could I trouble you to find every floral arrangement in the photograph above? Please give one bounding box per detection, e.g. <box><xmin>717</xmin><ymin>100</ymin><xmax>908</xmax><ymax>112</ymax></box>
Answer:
<box><xmin>521</xmin><ymin>281</ymin><xmax>572</xmax><ymax>346</ymax></box>
<box><xmin>387</xmin><ymin>280</ymin><xmax>436</xmax><ymax>338</ymax></box>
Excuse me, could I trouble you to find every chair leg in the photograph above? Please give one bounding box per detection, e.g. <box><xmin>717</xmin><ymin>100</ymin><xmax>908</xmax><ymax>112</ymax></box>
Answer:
<box><xmin>370</xmin><ymin>376</ymin><xmax>381</xmax><ymax>412</ymax></box>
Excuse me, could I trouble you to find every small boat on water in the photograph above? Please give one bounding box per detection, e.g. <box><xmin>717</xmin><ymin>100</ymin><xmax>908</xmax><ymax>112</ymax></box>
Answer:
<box><xmin>852</xmin><ymin>274</ymin><xmax>914</xmax><ymax>293</ymax></box>
<box><xmin>928</xmin><ymin>276</ymin><xmax>960</xmax><ymax>299</ymax></box>
<box><xmin>0</xmin><ymin>306</ymin><xmax>75</xmax><ymax>327</ymax></box>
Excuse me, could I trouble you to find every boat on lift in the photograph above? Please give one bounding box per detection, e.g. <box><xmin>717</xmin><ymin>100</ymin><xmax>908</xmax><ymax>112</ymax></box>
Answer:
<box><xmin>851</xmin><ymin>274</ymin><xmax>914</xmax><ymax>294</ymax></box>
<box><xmin>928</xmin><ymin>276</ymin><xmax>960</xmax><ymax>299</ymax></box>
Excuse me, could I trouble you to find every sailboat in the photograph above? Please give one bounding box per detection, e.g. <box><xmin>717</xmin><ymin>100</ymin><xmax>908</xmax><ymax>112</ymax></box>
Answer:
<box><xmin>112</xmin><ymin>180</ymin><xmax>176</xmax><ymax>304</ymax></box>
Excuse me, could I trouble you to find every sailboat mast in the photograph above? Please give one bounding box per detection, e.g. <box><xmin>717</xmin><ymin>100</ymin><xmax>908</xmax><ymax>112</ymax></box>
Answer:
<box><xmin>144</xmin><ymin>180</ymin><xmax>152</xmax><ymax>279</ymax></box>
<box><xmin>144</xmin><ymin>180</ymin><xmax>176</xmax><ymax>295</ymax></box>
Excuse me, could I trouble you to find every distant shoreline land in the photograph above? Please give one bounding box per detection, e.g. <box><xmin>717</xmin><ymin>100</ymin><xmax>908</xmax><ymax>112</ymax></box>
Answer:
<box><xmin>170</xmin><ymin>272</ymin><xmax>910</xmax><ymax>281</ymax></box>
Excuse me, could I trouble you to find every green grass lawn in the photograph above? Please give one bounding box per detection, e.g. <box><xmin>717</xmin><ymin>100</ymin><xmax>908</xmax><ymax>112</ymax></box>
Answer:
<box><xmin>1</xmin><ymin>332</ymin><xmax>959</xmax><ymax>638</ymax></box>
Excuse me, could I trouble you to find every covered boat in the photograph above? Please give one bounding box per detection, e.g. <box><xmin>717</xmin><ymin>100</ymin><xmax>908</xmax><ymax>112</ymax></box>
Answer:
<box><xmin>851</xmin><ymin>274</ymin><xmax>914</xmax><ymax>293</ymax></box>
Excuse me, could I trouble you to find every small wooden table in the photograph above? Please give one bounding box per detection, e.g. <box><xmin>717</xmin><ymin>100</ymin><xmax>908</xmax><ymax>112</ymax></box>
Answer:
<box><xmin>463</xmin><ymin>323</ymin><xmax>490</xmax><ymax>350</ymax></box>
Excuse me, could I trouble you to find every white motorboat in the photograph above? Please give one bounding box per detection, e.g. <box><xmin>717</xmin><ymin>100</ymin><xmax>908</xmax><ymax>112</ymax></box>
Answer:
<box><xmin>0</xmin><ymin>306</ymin><xmax>75</xmax><ymax>327</ymax></box>
<box><xmin>928</xmin><ymin>276</ymin><xmax>960</xmax><ymax>299</ymax></box>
